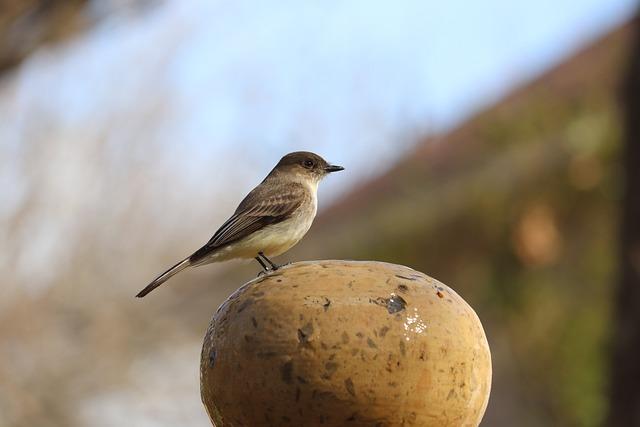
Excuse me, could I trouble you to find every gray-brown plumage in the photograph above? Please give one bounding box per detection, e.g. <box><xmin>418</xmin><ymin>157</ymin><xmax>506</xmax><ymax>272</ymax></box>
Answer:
<box><xmin>136</xmin><ymin>151</ymin><xmax>343</xmax><ymax>298</ymax></box>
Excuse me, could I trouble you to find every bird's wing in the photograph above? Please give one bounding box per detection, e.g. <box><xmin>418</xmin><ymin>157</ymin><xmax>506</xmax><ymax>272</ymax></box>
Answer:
<box><xmin>189</xmin><ymin>182</ymin><xmax>306</xmax><ymax>263</ymax></box>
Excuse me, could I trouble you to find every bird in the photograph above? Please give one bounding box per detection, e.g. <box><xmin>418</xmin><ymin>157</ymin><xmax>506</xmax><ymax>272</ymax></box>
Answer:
<box><xmin>135</xmin><ymin>151</ymin><xmax>343</xmax><ymax>298</ymax></box>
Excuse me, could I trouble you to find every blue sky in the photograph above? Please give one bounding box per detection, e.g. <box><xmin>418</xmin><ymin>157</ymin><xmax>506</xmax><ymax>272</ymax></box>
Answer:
<box><xmin>3</xmin><ymin>0</ymin><xmax>636</xmax><ymax>188</ymax></box>
<box><xmin>165</xmin><ymin>0</ymin><xmax>636</xmax><ymax>144</ymax></box>
<box><xmin>5</xmin><ymin>0</ymin><xmax>636</xmax><ymax>180</ymax></box>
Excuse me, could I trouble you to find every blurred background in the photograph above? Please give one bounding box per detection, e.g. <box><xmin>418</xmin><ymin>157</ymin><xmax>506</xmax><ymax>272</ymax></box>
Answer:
<box><xmin>1</xmin><ymin>1</ymin><xmax>640</xmax><ymax>426</ymax></box>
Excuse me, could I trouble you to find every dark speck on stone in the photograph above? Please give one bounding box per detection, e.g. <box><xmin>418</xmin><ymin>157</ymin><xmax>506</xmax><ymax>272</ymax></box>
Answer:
<box><xmin>395</xmin><ymin>274</ymin><xmax>417</xmax><ymax>281</ymax></box>
<box><xmin>251</xmin><ymin>317</ymin><xmax>258</xmax><ymax>328</ymax></box>
<box><xmin>387</xmin><ymin>295</ymin><xmax>407</xmax><ymax>314</ymax></box>
<box><xmin>314</xmin><ymin>390</ymin><xmax>337</xmax><ymax>401</ymax></box>
<box><xmin>341</xmin><ymin>332</ymin><xmax>350</xmax><ymax>344</ymax></box>
<box><xmin>297</xmin><ymin>322</ymin><xmax>314</xmax><ymax>344</ymax></box>
<box><xmin>208</xmin><ymin>349</ymin><xmax>216</xmax><ymax>367</ymax></box>
<box><xmin>323</xmin><ymin>297</ymin><xmax>331</xmax><ymax>312</ymax></box>
<box><xmin>325</xmin><ymin>362</ymin><xmax>338</xmax><ymax>377</ymax></box>
<box><xmin>236</xmin><ymin>298</ymin><xmax>254</xmax><ymax>313</ymax></box>
<box><xmin>379</xmin><ymin>326</ymin><xmax>390</xmax><ymax>337</ymax></box>
<box><xmin>345</xmin><ymin>378</ymin><xmax>356</xmax><ymax>397</ymax></box>
<box><xmin>397</xmin><ymin>284</ymin><xmax>409</xmax><ymax>293</ymax></box>
<box><xmin>257</xmin><ymin>351</ymin><xmax>277</xmax><ymax>359</ymax></box>
<box><xmin>367</xmin><ymin>338</ymin><xmax>378</xmax><ymax>349</ymax></box>
<box><xmin>371</xmin><ymin>295</ymin><xmax>407</xmax><ymax>314</ymax></box>
<box><xmin>281</xmin><ymin>361</ymin><xmax>293</xmax><ymax>384</ymax></box>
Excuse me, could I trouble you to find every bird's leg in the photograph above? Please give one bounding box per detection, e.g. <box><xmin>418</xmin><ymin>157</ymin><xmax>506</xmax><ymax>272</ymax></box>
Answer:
<box><xmin>254</xmin><ymin>256</ymin><xmax>270</xmax><ymax>272</ymax></box>
<box><xmin>258</xmin><ymin>252</ymin><xmax>279</xmax><ymax>270</ymax></box>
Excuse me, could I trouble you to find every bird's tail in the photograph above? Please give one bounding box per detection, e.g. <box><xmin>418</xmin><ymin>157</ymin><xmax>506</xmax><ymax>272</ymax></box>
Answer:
<box><xmin>136</xmin><ymin>257</ymin><xmax>192</xmax><ymax>298</ymax></box>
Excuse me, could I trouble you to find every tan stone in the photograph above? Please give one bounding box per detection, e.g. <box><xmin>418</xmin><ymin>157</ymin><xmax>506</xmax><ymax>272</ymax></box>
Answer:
<box><xmin>201</xmin><ymin>260</ymin><xmax>491</xmax><ymax>426</ymax></box>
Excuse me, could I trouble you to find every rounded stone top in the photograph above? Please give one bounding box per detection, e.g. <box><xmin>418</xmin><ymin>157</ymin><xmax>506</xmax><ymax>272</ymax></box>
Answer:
<box><xmin>201</xmin><ymin>260</ymin><xmax>491</xmax><ymax>427</ymax></box>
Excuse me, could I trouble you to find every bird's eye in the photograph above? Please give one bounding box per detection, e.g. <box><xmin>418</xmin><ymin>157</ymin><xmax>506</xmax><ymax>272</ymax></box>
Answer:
<box><xmin>303</xmin><ymin>159</ymin><xmax>314</xmax><ymax>168</ymax></box>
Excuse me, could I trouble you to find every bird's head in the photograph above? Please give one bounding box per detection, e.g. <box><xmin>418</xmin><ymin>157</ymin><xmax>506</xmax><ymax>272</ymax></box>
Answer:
<box><xmin>272</xmin><ymin>151</ymin><xmax>344</xmax><ymax>182</ymax></box>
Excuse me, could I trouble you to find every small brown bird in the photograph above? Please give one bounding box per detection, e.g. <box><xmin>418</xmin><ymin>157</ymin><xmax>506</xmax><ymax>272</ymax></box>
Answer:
<box><xmin>136</xmin><ymin>151</ymin><xmax>343</xmax><ymax>297</ymax></box>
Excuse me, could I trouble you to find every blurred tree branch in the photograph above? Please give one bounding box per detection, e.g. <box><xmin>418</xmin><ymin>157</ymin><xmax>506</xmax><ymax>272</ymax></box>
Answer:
<box><xmin>0</xmin><ymin>0</ymin><xmax>152</xmax><ymax>75</ymax></box>
<box><xmin>608</xmin><ymin>13</ymin><xmax>640</xmax><ymax>427</ymax></box>
<box><xmin>0</xmin><ymin>0</ymin><xmax>88</xmax><ymax>74</ymax></box>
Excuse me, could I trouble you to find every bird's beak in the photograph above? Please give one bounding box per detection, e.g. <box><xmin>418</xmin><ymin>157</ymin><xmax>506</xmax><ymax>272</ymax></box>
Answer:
<box><xmin>324</xmin><ymin>164</ymin><xmax>344</xmax><ymax>173</ymax></box>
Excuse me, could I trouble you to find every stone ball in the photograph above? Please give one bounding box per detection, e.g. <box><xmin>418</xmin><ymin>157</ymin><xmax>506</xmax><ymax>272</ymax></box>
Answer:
<box><xmin>200</xmin><ymin>260</ymin><xmax>491</xmax><ymax>426</ymax></box>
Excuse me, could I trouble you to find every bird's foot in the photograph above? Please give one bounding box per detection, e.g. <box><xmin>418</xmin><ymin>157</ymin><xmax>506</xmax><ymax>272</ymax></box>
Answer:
<box><xmin>258</xmin><ymin>252</ymin><xmax>280</xmax><ymax>270</ymax></box>
<box><xmin>257</xmin><ymin>268</ymin><xmax>277</xmax><ymax>277</ymax></box>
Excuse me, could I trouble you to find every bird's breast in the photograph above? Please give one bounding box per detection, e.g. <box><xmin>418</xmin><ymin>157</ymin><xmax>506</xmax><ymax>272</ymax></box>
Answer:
<box><xmin>259</xmin><ymin>199</ymin><xmax>316</xmax><ymax>257</ymax></box>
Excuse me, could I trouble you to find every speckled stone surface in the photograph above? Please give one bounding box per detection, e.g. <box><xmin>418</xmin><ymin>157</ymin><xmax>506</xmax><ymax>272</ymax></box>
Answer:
<box><xmin>200</xmin><ymin>260</ymin><xmax>491</xmax><ymax>427</ymax></box>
